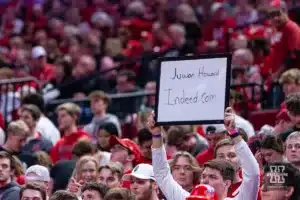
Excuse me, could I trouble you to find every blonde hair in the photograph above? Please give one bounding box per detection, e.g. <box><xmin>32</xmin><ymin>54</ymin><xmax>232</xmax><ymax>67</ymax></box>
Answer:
<box><xmin>169</xmin><ymin>151</ymin><xmax>201</xmax><ymax>184</ymax></box>
<box><xmin>7</xmin><ymin>120</ymin><xmax>29</xmax><ymax>136</ymax></box>
<box><xmin>34</xmin><ymin>151</ymin><xmax>53</xmax><ymax>169</ymax></box>
<box><xmin>72</xmin><ymin>155</ymin><xmax>99</xmax><ymax>181</ymax></box>
<box><xmin>56</xmin><ymin>102</ymin><xmax>81</xmax><ymax>117</ymax></box>
<box><xmin>0</xmin><ymin>67</ymin><xmax>14</xmax><ymax>79</ymax></box>
<box><xmin>279</xmin><ymin>68</ymin><xmax>300</xmax><ymax>85</ymax></box>
<box><xmin>286</xmin><ymin>131</ymin><xmax>300</xmax><ymax>141</ymax></box>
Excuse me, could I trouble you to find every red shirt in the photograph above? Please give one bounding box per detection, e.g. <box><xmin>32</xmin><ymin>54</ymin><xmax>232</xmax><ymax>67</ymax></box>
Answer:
<box><xmin>31</xmin><ymin>63</ymin><xmax>54</xmax><ymax>83</ymax></box>
<box><xmin>196</xmin><ymin>147</ymin><xmax>214</xmax><ymax>165</ymax></box>
<box><xmin>263</xmin><ymin>19</ymin><xmax>300</xmax><ymax>73</ymax></box>
<box><xmin>50</xmin><ymin>130</ymin><xmax>90</xmax><ymax>164</ymax></box>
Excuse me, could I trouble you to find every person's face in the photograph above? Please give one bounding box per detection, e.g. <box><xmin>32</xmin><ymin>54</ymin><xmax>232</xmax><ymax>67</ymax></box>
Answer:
<box><xmin>269</xmin><ymin>10</ymin><xmax>287</xmax><ymax>28</ymax></box>
<box><xmin>91</xmin><ymin>98</ymin><xmax>107</xmax><ymax>114</ymax></box>
<box><xmin>33</xmin><ymin>56</ymin><xmax>46</xmax><ymax>68</ymax></box>
<box><xmin>20</xmin><ymin>110</ymin><xmax>36</xmax><ymax>130</ymax></box>
<box><xmin>200</xmin><ymin>167</ymin><xmax>229</xmax><ymax>198</ymax></box>
<box><xmin>110</xmin><ymin>144</ymin><xmax>130</xmax><ymax>164</ymax></box>
<box><xmin>9</xmin><ymin>134</ymin><xmax>27</xmax><ymax>152</ymax></box>
<box><xmin>76</xmin><ymin>57</ymin><xmax>94</xmax><ymax>75</ymax></box>
<box><xmin>206</xmin><ymin>133</ymin><xmax>226</xmax><ymax>148</ymax></box>
<box><xmin>216</xmin><ymin>145</ymin><xmax>240</xmax><ymax>171</ymax></box>
<box><xmin>181</xmin><ymin>134</ymin><xmax>197</xmax><ymax>153</ymax></box>
<box><xmin>116</xmin><ymin>75</ymin><xmax>129</xmax><ymax>93</ymax></box>
<box><xmin>141</xmin><ymin>140</ymin><xmax>152</xmax><ymax>160</ymax></box>
<box><xmin>171</xmin><ymin>156</ymin><xmax>194</xmax><ymax>189</ymax></box>
<box><xmin>214</xmin><ymin>8</ymin><xmax>227</xmax><ymax>21</ymax></box>
<box><xmin>130</xmin><ymin>177</ymin><xmax>153</xmax><ymax>200</ymax></box>
<box><xmin>21</xmin><ymin>189</ymin><xmax>43</xmax><ymax>200</ymax></box>
<box><xmin>57</xmin><ymin>110</ymin><xmax>75</xmax><ymax>131</ymax></box>
<box><xmin>97</xmin><ymin>130</ymin><xmax>111</xmax><ymax>150</ymax></box>
<box><xmin>288</xmin><ymin>112</ymin><xmax>300</xmax><ymax>124</ymax></box>
<box><xmin>0</xmin><ymin>158</ymin><xmax>13</xmax><ymax>183</ymax></box>
<box><xmin>282</xmin><ymin>83</ymin><xmax>300</xmax><ymax>96</ymax></box>
<box><xmin>80</xmin><ymin>161</ymin><xmax>98</xmax><ymax>183</ymax></box>
<box><xmin>286</xmin><ymin>137</ymin><xmax>300</xmax><ymax>164</ymax></box>
<box><xmin>261</xmin><ymin>148</ymin><xmax>283</xmax><ymax>164</ymax></box>
<box><xmin>98</xmin><ymin>168</ymin><xmax>120</xmax><ymax>188</ymax></box>
<box><xmin>261</xmin><ymin>172</ymin><xmax>293</xmax><ymax>200</ymax></box>
<box><xmin>82</xmin><ymin>189</ymin><xmax>103</xmax><ymax>200</ymax></box>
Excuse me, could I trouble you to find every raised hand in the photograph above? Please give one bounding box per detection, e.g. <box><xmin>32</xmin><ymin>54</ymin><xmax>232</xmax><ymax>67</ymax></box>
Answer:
<box><xmin>224</xmin><ymin>107</ymin><xmax>236</xmax><ymax>131</ymax></box>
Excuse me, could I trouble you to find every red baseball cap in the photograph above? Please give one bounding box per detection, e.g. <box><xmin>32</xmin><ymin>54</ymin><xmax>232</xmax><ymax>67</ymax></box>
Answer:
<box><xmin>268</xmin><ymin>0</ymin><xmax>287</xmax><ymax>11</ymax></box>
<box><xmin>110</xmin><ymin>136</ymin><xmax>142</xmax><ymax>164</ymax></box>
<box><xmin>186</xmin><ymin>184</ymin><xmax>218</xmax><ymax>200</ymax></box>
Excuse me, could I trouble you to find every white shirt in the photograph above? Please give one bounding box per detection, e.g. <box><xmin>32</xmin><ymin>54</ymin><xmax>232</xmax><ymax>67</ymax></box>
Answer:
<box><xmin>152</xmin><ymin>139</ymin><xmax>260</xmax><ymax>200</ymax></box>
<box><xmin>36</xmin><ymin>116</ymin><xmax>60</xmax><ymax>144</ymax></box>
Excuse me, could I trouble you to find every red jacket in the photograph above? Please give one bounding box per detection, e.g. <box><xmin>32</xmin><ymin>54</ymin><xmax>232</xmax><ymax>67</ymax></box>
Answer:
<box><xmin>263</xmin><ymin>19</ymin><xmax>300</xmax><ymax>73</ymax></box>
<box><xmin>50</xmin><ymin>129</ymin><xmax>90</xmax><ymax>163</ymax></box>
<box><xmin>196</xmin><ymin>147</ymin><xmax>214</xmax><ymax>165</ymax></box>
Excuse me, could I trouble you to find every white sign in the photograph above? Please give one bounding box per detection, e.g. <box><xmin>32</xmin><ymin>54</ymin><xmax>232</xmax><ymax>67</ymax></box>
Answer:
<box><xmin>155</xmin><ymin>55</ymin><xmax>231</xmax><ymax>125</ymax></box>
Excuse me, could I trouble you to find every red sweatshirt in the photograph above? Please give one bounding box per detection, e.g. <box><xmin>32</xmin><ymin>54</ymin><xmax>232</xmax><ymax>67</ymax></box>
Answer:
<box><xmin>50</xmin><ymin>129</ymin><xmax>90</xmax><ymax>163</ymax></box>
<box><xmin>263</xmin><ymin>19</ymin><xmax>300</xmax><ymax>74</ymax></box>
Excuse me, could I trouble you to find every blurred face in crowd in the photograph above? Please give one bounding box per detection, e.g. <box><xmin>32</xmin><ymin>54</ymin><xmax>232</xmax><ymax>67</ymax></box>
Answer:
<box><xmin>206</xmin><ymin>133</ymin><xmax>226</xmax><ymax>149</ymax></box>
<box><xmin>97</xmin><ymin>129</ymin><xmax>111</xmax><ymax>150</ymax></box>
<box><xmin>213</xmin><ymin>7</ymin><xmax>227</xmax><ymax>21</ymax></box>
<box><xmin>32</xmin><ymin>56</ymin><xmax>47</xmax><ymax>69</ymax></box>
<box><xmin>90</xmin><ymin>97</ymin><xmax>107</xmax><ymax>115</ymax></box>
<box><xmin>282</xmin><ymin>83</ymin><xmax>300</xmax><ymax>96</ymax></box>
<box><xmin>7</xmin><ymin>131</ymin><xmax>27</xmax><ymax>152</ymax></box>
<box><xmin>57</xmin><ymin>110</ymin><xmax>75</xmax><ymax>131</ymax></box>
<box><xmin>145</xmin><ymin>82</ymin><xmax>156</xmax><ymax>106</ymax></box>
<box><xmin>82</xmin><ymin>189</ymin><xmax>103</xmax><ymax>200</ymax></box>
<box><xmin>21</xmin><ymin>189</ymin><xmax>43</xmax><ymax>200</ymax></box>
<box><xmin>181</xmin><ymin>133</ymin><xmax>197</xmax><ymax>153</ymax></box>
<box><xmin>260</xmin><ymin>148</ymin><xmax>283</xmax><ymax>164</ymax></box>
<box><xmin>171</xmin><ymin>156</ymin><xmax>194</xmax><ymax>190</ymax></box>
<box><xmin>140</xmin><ymin>140</ymin><xmax>152</xmax><ymax>160</ymax></box>
<box><xmin>116</xmin><ymin>75</ymin><xmax>132</xmax><ymax>93</ymax></box>
<box><xmin>79</xmin><ymin>161</ymin><xmax>98</xmax><ymax>183</ymax></box>
<box><xmin>261</xmin><ymin>172</ymin><xmax>294</xmax><ymax>200</ymax></box>
<box><xmin>0</xmin><ymin>158</ymin><xmax>13</xmax><ymax>184</ymax></box>
<box><xmin>99</xmin><ymin>168</ymin><xmax>120</xmax><ymax>188</ymax></box>
<box><xmin>216</xmin><ymin>145</ymin><xmax>241</xmax><ymax>171</ymax></box>
<box><xmin>20</xmin><ymin>110</ymin><xmax>36</xmax><ymax>130</ymax></box>
<box><xmin>110</xmin><ymin>144</ymin><xmax>132</xmax><ymax>164</ymax></box>
<box><xmin>200</xmin><ymin>167</ymin><xmax>230</xmax><ymax>199</ymax></box>
<box><xmin>130</xmin><ymin>177</ymin><xmax>155</xmax><ymax>200</ymax></box>
<box><xmin>268</xmin><ymin>9</ymin><xmax>288</xmax><ymax>28</ymax></box>
<box><xmin>286</xmin><ymin>136</ymin><xmax>300</xmax><ymax>165</ymax></box>
<box><xmin>288</xmin><ymin>112</ymin><xmax>300</xmax><ymax>125</ymax></box>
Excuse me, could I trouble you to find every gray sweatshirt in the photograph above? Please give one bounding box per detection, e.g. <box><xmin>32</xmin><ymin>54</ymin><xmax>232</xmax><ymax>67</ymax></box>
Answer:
<box><xmin>0</xmin><ymin>182</ymin><xmax>20</xmax><ymax>200</ymax></box>
<box><xmin>84</xmin><ymin>114</ymin><xmax>121</xmax><ymax>141</ymax></box>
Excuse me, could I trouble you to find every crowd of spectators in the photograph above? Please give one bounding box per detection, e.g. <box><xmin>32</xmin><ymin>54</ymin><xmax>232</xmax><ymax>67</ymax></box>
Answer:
<box><xmin>0</xmin><ymin>0</ymin><xmax>300</xmax><ymax>200</ymax></box>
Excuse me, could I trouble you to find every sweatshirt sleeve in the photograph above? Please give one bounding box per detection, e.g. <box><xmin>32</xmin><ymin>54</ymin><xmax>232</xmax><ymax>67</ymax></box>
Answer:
<box><xmin>152</xmin><ymin>145</ymin><xmax>190</xmax><ymax>200</ymax></box>
<box><xmin>234</xmin><ymin>140</ymin><xmax>260</xmax><ymax>200</ymax></box>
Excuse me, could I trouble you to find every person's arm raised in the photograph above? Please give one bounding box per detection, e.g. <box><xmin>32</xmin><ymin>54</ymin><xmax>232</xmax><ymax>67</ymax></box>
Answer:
<box><xmin>146</xmin><ymin>112</ymin><xmax>190</xmax><ymax>200</ymax></box>
<box><xmin>225</xmin><ymin>107</ymin><xmax>260</xmax><ymax>200</ymax></box>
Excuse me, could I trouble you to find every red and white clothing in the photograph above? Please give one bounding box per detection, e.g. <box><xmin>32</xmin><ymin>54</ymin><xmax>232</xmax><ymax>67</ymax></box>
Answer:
<box><xmin>152</xmin><ymin>139</ymin><xmax>260</xmax><ymax>200</ymax></box>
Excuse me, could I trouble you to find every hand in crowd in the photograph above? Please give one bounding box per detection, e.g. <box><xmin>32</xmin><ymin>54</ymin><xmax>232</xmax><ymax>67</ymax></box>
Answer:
<box><xmin>67</xmin><ymin>178</ymin><xmax>84</xmax><ymax>195</ymax></box>
<box><xmin>224</xmin><ymin>107</ymin><xmax>236</xmax><ymax>131</ymax></box>
<box><xmin>146</xmin><ymin>111</ymin><xmax>162</xmax><ymax>135</ymax></box>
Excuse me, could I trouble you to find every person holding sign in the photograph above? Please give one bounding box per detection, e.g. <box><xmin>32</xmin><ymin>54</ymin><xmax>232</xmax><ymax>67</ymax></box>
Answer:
<box><xmin>146</xmin><ymin>107</ymin><xmax>260</xmax><ymax>200</ymax></box>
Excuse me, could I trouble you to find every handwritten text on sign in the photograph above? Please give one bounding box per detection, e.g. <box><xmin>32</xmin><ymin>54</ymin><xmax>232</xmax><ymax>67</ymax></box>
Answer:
<box><xmin>157</xmin><ymin>57</ymin><xmax>228</xmax><ymax>123</ymax></box>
